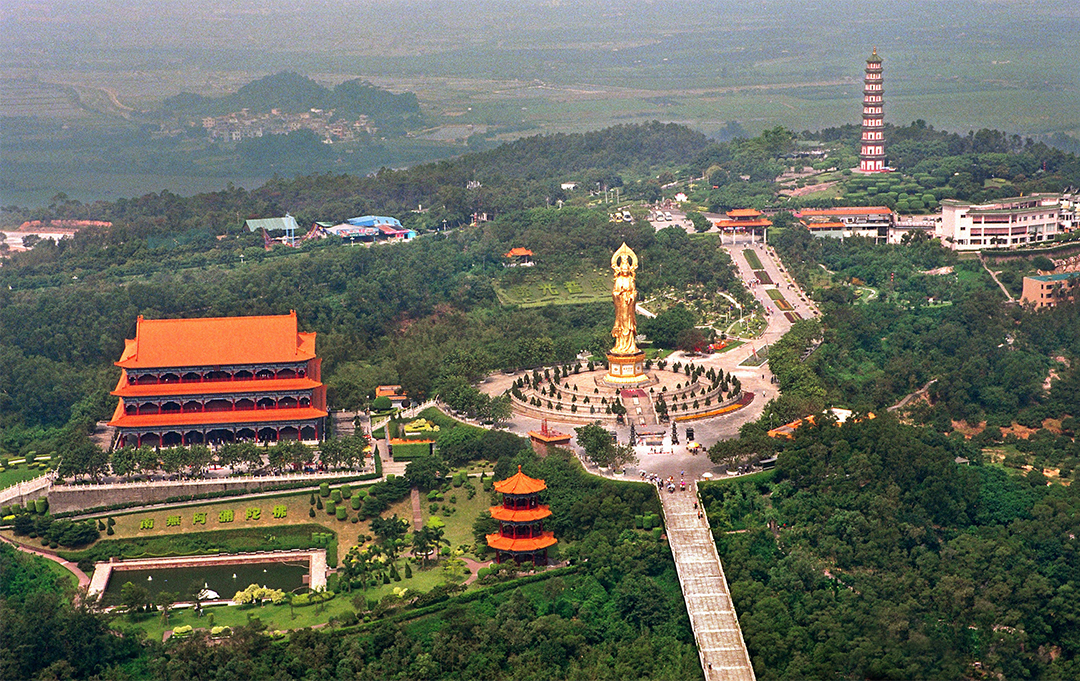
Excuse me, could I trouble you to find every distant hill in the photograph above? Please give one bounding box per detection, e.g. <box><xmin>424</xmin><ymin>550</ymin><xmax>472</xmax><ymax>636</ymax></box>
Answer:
<box><xmin>160</xmin><ymin>71</ymin><xmax>420</xmax><ymax>121</ymax></box>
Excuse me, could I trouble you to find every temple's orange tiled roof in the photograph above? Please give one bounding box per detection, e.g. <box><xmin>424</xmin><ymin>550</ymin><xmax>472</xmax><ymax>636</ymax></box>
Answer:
<box><xmin>505</xmin><ymin>247</ymin><xmax>533</xmax><ymax>257</ymax></box>
<box><xmin>116</xmin><ymin>312</ymin><xmax>316</xmax><ymax>369</ymax></box>
<box><xmin>108</xmin><ymin>406</ymin><xmax>326</xmax><ymax>429</ymax></box>
<box><xmin>389</xmin><ymin>438</ymin><xmax>434</xmax><ymax>445</ymax></box>
<box><xmin>493</xmin><ymin>465</ymin><xmax>547</xmax><ymax>494</ymax></box>
<box><xmin>795</xmin><ymin>207</ymin><xmax>893</xmax><ymax>217</ymax></box>
<box><xmin>715</xmin><ymin>219</ymin><xmax>773</xmax><ymax>228</ymax></box>
<box><xmin>726</xmin><ymin>209</ymin><xmax>763</xmax><ymax>217</ymax></box>
<box><xmin>485</xmin><ymin>532</ymin><xmax>557</xmax><ymax>552</ymax></box>
<box><xmin>375</xmin><ymin>385</ymin><xmax>404</xmax><ymax>398</ymax></box>
<box><xmin>804</xmin><ymin>221</ymin><xmax>845</xmax><ymax>230</ymax></box>
<box><xmin>112</xmin><ymin>375</ymin><xmax>321</xmax><ymax>398</ymax></box>
<box><xmin>489</xmin><ymin>505</ymin><xmax>553</xmax><ymax>522</ymax></box>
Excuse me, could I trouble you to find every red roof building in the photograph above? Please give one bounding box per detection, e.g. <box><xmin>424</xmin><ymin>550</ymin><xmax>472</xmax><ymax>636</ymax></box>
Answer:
<box><xmin>108</xmin><ymin>311</ymin><xmax>326</xmax><ymax>449</ymax></box>
<box><xmin>714</xmin><ymin>208</ymin><xmax>772</xmax><ymax>232</ymax></box>
<box><xmin>486</xmin><ymin>466</ymin><xmax>557</xmax><ymax>563</ymax></box>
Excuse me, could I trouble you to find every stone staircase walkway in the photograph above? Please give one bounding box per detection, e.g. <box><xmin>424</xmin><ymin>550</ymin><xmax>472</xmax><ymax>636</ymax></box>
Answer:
<box><xmin>660</xmin><ymin>482</ymin><xmax>756</xmax><ymax>681</ymax></box>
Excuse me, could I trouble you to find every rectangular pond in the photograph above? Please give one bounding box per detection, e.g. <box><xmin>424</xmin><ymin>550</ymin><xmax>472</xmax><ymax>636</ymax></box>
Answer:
<box><xmin>101</xmin><ymin>560</ymin><xmax>310</xmax><ymax>605</ymax></box>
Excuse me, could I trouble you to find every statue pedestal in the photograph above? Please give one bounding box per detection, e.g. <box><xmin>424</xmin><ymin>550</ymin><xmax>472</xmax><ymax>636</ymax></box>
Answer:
<box><xmin>605</xmin><ymin>351</ymin><xmax>648</xmax><ymax>385</ymax></box>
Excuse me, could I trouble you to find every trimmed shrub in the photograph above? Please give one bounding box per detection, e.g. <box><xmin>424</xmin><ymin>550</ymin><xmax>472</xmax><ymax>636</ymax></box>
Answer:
<box><xmin>331</xmin><ymin>490</ymin><xmax>342</xmax><ymax>503</ymax></box>
<box><xmin>326</xmin><ymin>541</ymin><xmax>338</xmax><ymax>568</ymax></box>
<box><xmin>309</xmin><ymin>494</ymin><xmax>316</xmax><ymax>505</ymax></box>
<box><xmin>319</xmin><ymin>482</ymin><xmax>330</xmax><ymax>498</ymax></box>
<box><xmin>316</xmin><ymin>497</ymin><xmax>324</xmax><ymax>510</ymax></box>
<box><xmin>404</xmin><ymin>563</ymin><xmax>412</xmax><ymax>578</ymax></box>
<box><xmin>35</xmin><ymin>498</ymin><xmax>47</xmax><ymax>514</ymax></box>
<box><xmin>651</xmin><ymin>527</ymin><xmax>663</xmax><ymax>542</ymax></box>
<box><xmin>336</xmin><ymin>506</ymin><xmax>347</xmax><ymax>521</ymax></box>
<box><xmin>106</xmin><ymin>526</ymin><xmax>115</xmax><ymax>535</ymax></box>
<box><xmin>350</xmin><ymin>495</ymin><xmax>362</xmax><ymax>511</ymax></box>
<box><xmin>351</xmin><ymin>516</ymin><xmax>359</xmax><ymax>524</ymax></box>
<box><xmin>340</xmin><ymin>484</ymin><xmax>352</xmax><ymax>499</ymax></box>
<box><xmin>326</xmin><ymin>500</ymin><xmax>336</xmax><ymax>515</ymax></box>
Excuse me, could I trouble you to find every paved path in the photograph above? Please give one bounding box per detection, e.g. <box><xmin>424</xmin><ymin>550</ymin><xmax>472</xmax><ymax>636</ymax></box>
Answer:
<box><xmin>410</xmin><ymin>488</ymin><xmax>423</xmax><ymax>531</ymax></box>
<box><xmin>660</xmin><ymin>483</ymin><xmax>755</xmax><ymax>681</ymax></box>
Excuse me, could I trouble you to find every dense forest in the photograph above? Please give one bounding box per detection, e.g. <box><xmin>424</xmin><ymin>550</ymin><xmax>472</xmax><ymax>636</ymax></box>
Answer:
<box><xmin>702</xmin><ymin>415</ymin><xmax>1080</xmax><ymax>680</ymax></box>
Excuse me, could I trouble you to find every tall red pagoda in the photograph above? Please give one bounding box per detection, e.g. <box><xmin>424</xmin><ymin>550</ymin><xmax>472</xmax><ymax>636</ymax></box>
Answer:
<box><xmin>107</xmin><ymin>312</ymin><xmax>327</xmax><ymax>448</ymax></box>
<box><xmin>859</xmin><ymin>48</ymin><xmax>888</xmax><ymax>173</ymax></box>
<box><xmin>486</xmin><ymin>466</ymin><xmax>557</xmax><ymax>564</ymax></box>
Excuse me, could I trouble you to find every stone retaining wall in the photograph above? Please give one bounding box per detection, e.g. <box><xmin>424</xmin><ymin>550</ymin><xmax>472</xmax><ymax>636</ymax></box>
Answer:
<box><xmin>48</xmin><ymin>472</ymin><xmax>368</xmax><ymax>514</ymax></box>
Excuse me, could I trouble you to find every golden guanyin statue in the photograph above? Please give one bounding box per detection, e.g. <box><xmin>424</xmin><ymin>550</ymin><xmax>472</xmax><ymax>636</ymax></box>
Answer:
<box><xmin>610</xmin><ymin>242</ymin><xmax>639</xmax><ymax>355</ymax></box>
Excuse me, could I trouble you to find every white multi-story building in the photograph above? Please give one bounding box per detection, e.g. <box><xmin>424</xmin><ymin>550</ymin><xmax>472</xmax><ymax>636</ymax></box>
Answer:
<box><xmin>939</xmin><ymin>194</ymin><xmax>1063</xmax><ymax>251</ymax></box>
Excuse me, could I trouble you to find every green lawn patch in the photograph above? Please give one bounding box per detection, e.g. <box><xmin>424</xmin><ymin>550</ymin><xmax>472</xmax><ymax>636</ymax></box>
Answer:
<box><xmin>739</xmin><ymin>346</ymin><xmax>770</xmax><ymax>366</ymax></box>
<box><xmin>390</xmin><ymin>441</ymin><xmax>433</xmax><ymax>460</ymax></box>
<box><xmin>765</xmin><ymin>288</ymin><xmax>783</xmax><ymax>300</ymax></box>
<box><xmin>0</xmin><ymin>466</ymin><xmax>46</xmax><ymax>490</ymax></box>
<box><xmin>743</xmin><ymin>249</ymin><xmax>764</xmax><ymax>270</ymax></box>
<box><xmin>57</xmin><ymin>523</ymin><xmax>335</xmax><ymax>564</ymax></box>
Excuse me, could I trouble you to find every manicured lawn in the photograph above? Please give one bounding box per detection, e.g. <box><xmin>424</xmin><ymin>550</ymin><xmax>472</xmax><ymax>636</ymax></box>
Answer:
<box><xmin>80</xmin><ymin>482</ymin><xmax>410</xmax><ymax>564</ymax></box>
<box><xmin>0</xmin><ymin>466</ymin><xmax>46</xmax><ymax>490</ymax></box>
<box><xmin>743</xmin><ymin>249</ymin><xmax>764</xmax><ymax>270</ymax></box>
<box><xmin>765</xmin><ymin>288</ymin><xmax>783</xmax><ymax>300</ymax></box>
<box><xmin>421</xmin><ymin>480</ymin><xmax>496</xmax><ymax>556</ymax></box>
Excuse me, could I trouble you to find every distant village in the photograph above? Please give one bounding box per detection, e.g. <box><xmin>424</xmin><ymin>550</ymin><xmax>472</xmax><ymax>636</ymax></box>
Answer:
<box><xmin>199</xmin><ymin>108</ymin><xmax>377</xmax><ymax>144</ymax></box>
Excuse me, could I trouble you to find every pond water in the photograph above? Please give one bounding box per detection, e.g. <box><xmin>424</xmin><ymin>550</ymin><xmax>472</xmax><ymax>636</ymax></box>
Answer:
<box><xmin>101</xmin><ymin>561</ymin><xmax>309</xmax><ymax>605</ymax></box>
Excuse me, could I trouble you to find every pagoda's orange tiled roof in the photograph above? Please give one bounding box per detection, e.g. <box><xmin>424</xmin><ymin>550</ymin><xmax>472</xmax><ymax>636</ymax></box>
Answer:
<box><xmin>795</xmin><ymin>206</ymin><xmax>893</xmax><ymax>217</ymax></box>
<box><xmin>108</xmin><ymin>406</ymin><xmax>327</xmax><ymax>429</ymax></box>
<box><xmin>505</xmin><ymin>247</ymin><xmax>533</xmax><ymax>257</ymax></box>
<box><xmin>485</xmin><ymin>532</ymin><xmax>557</xmax><ymax>552</ymax></box>
<box><xmin>493</xmin><ymin>465</ymin><xmax>547</xmax><ymax>494</ymax></box>
<box><xmin>112</xmin><ymin>375</ymin><xmax>322</xmax><ymax>398</ymax></box>
<box><xmin>489</xmin><ymin>505</ymin><xmax>553</xmax><ymax>522</ymax></box>
<box><xmin>116</xmin><ymin>312</ymin><xmax>316</xmax><ymax>369</ymax></box>
<box><xmin>726</xmin><ymin>209</ymin><xmax>763</xmax><ymax>217</ymax></box>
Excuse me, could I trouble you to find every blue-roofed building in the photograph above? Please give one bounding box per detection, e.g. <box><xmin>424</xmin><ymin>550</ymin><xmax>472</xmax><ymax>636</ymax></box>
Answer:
<box><xmin>1021</xmin><ymin>271</ymin><xmax>1080</xmax><ymax>308</ymax></box>
<box><xmin>347</xmin><ymin>215</ymin><xmax>403</xmax><ymax>229</ymax></box>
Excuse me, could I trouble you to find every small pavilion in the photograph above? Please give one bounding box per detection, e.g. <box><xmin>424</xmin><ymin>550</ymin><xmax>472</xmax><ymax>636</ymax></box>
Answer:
<box><xmin>527</xmin><ymin>419</ymin><xmax>572</xmax><ymax>457</ymax></box>
<box><xmin>504</xmin><ymin>247</ymin><xmax>534</xmax><ymax>267</ymax></box>
<box><xmin>486</xmin><ymin>466</ymin><xmax>557</xmax><ymax>564</ymax></box>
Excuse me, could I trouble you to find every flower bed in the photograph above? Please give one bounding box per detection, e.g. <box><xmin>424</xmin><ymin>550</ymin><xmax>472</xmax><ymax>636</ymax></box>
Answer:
<box><xmin>754</xmin><ymin>270</ymin><xmax>773</xmax><ymax>285</ymax></box>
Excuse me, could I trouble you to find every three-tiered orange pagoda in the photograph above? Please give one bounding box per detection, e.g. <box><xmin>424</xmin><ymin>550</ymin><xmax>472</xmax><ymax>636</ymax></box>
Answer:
<box><xmin>486</xmin><ymin>466</ymin><xmax>557</xmax><ymax>564</ymax></box>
